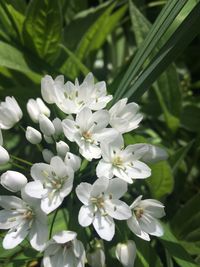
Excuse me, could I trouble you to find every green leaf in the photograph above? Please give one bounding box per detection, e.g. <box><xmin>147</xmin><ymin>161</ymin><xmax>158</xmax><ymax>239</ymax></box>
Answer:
<box><xmin>124</xmin><ymin>2</ymin><xmax>200</xmax><ymax>101</ymax></box>
<box><xmin>113</xmin><ymin>0</ymin><xmax>188</xmax><ymax>102</ymax></box>
<box><xmin>171</xmin><ymin>193</ymin><xmax>200</xmax><ymax>239</ymax></box>
<box><xmin>146</xmin><ymin>161</ymin><xmax>174</xmax><ymax>199</ymax></box>
<box><xmin>160</xmin><ymin>224</ymin><xmax>198</xmax><ymax>267</ymax></box>
<box><xmin>128</xmin><ymin>1</ymin><xmax>181</xmax><ymax>132</ymax></box>
<box><xmin>0</xmin><ymin>41</ymin><xmax>41</xmax><ymax>78</ymax></box>
<box><xmin>180</xmin><ymin>104</ymin><xmax>200</xmax><ymax>132</ymax></box>
<box><xmin>169</xmin><ymin>140</ymin><xmax>194</xmax><ymax>174</ymax></box>
<box><xmin>61</xmin><ymin>3</ymin><xmax>127</xmax><ymax>78</ymax></box>
<box><xmin>23</xmin><ymin>0</ymin><xmax>62</xmax><ymax>63</ymax></box>
<box><xmin>59</xmin><ymin>44</ymin><xmax>91</xmax><ymax>78</ymax></box>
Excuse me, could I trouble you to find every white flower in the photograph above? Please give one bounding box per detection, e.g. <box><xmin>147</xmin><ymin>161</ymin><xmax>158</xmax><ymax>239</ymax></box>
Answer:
<box><xmin>26</xmin><ymin>126</ymin><xmax>42</xmax><ymax>144</ymax></box>
<box><xmin>42</xmin><ymin>149</ymin><xmax>54</xmax><ymax>163</ymax></box>
<box><xmin>25</xmin><ymin>156</ymin><xmax>74</xmax><ymax>214</ymax></box>
<box><xmin>0</xmin><ymin>96</ymin><xmax>22</xmax><ymax>129</ymax></box>
<box><xmin>52</xmin><ymin>118</ymin><xmax>63</xmax><ymax>137</ymax></box>
<box><xmin>39</xmin><ymin>114</ymin><xmax>55</xmax><ymax>136</ymax></box>
<box><xmin>56</xmin><ymin>141</ymin><xmax>69</xmax><ymax>158</ymax></box>
<box><xmin>0</xmin><ymin>129</ymin><xmax>9</xmax><ymax>165</ymax></box>
<box><xmin>62</xmin><ymin>107</ymin><xmax>118</xmax><ymax>161</ymax></box>
<box><xmin>0</xmin><ymin>171</ymin><xmax>27</xmax><ymax>192</ymax></box>
<box><xmin>127</xmin><ymin>195</ymin><xmax>165</xmax><ymax>241</ymax></box>
<box><xmin>87</xmin><ymin>247</ymin><xmax>105</xmax><ymax>267</ymax></box>
<box><xmin>41</xmin><ymin>75</ymin><xmax>65</xmax><ymax>104</ymax></box>
<box><xmin>0</xmin><ymin>189</ymin><xmax>48</xmax><ymax>251</ymax></box>
<box><xmin>43</xmin><ymin>230</ymin><xmax>85</xmax><ymax>267</ymax></box>
<box><xmin>27</xmin><ymin>98</ymin><xmax>50</xmax><ymax>123</ymax></box>
<box><xmin>76</xmin><ymin>177</ymin><xmax>131</xmax><ymax>241</ymax></box>
<box><xmin>41</xmin><ymin>73</ymin><xmax>112</xmax><ymax>114</ymax></box>
<box><xmin>109</xmin><ymin>98</ymin><xmax>143</xmax><ymax>133</ymax></box>
<box><xmin>115</xmin><ymin>240</ymin><xmax>136</xmax><ymax>267</ymax></box>
<box><xmin>96</xmin><ymin>136</ymin><xmax>151</xmax><ymax>184</ymax></box>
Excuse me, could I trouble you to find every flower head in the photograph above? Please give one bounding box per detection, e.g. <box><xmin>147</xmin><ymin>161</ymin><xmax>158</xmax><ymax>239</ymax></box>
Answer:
<box><xmin>25</xmin><ymin>156</ymin><xmax>74</xmax><ymax>214</ymax></box>
<box><xmin>96</xmin><ymin>136</ymin><xmax>151</xmax><ymax>183</ymax></box>
<box><xmin>0</xmin><ymin>190</ymin><xmax>48</xmax><ymax>251</ymax></box>
<box><xmin>127</xmin><ymin>195</ymin><xmax>165</xmax><ymax>241</ymax></box>
<box><xmin>27</xmin><ymin>98</ymin><xmax>50</xmax><ymax>123</ymax></box>
<box><xmin>76</xmin><ymin>177</ymin><xmax>131</xmax><ymax>241</ymax></box>
<box><xmin>62</xmin><ymin>107</ymin><xmax>118</xmax><ymax>161</ymax></box>
<box><xmin>43</xmin><ymin>230</ymin><xmax>85</xmax><ymax>267</ymax></box>
<box><xmin>109</xmin><ymin>98</ymin><xmax>143</xmax><ymax>133</ymax></box>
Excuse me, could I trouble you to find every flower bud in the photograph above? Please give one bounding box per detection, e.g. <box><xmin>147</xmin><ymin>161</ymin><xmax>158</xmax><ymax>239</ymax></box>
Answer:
<box><xmin>26</xmin><ymin>126</ymin><xmax>42</xmax><ymax>144</ymax></box>
<box><xmin>87</xmin><ymin>248</ymin><xmax>105</xmax><ymax>267</ymax></box>
<box><xmin>27</xmin><ymin>98</ymin><xmax>50</xmax><ymax>123</ymax></box>
<box><xmin>39</xmin><ymin>114</ymin><xmax>55</xmax><ymax>136</ymax></box>
<box><xmin>52</xmin><ymin>118</ymin><xmax>63</xmax><ymax>136</ymax></box>
<box><xmin>56</xmin><ymin>141</ymin><xmax>69</xmax><ymax>158</ymax></box>
<box><xmin>0</xmin><ymin>96</ymin><xmax>22</xmax><ymax>129</ymax></box>
<box><xmin>42</xmin><ymin>149</ymin><xmax>54</xmax><ymax>163</ymax></box>
<box><xmin>115</xmin><ymin>240</ymin><xmax>136</xmax><ymax>267</ymax></box>
<box><xmin>0</xmin><ymin>171</ymin><xmax>27</xmax><ymax>192</ymax></box>
<box><xmin>0</xmin><ymin>146</ymin><xmax>10</xmax><ymax>165</ymax></box>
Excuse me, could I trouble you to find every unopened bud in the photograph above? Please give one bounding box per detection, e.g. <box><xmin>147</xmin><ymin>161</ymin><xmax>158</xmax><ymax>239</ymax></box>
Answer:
<box><xmin>26</xmin><ymin>127</ymin><xmax>42</xmax><ymax>144</ymax></box>
<box><xmin>0</xmin><ymin>170</ymin><xmax>27</xmax><ymax>192</ymax></box>
<box><xmin>115</xmin><ymin>240</ymin><xmax>136</xmax><ymax>267</ymax></box>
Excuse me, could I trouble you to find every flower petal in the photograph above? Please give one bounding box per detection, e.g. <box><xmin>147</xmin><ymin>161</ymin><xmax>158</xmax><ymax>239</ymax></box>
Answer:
<box><xmin>105</xmin><ymin>199</ymin><xmax>131</xmax><ymax>220</ymax></box>
<box><xmin>29</xmin><ymin>217</ymin><xmax>48</xmax><ymax>251</ymax></box>
<box><xmin>106</xmin><ymin>178</ymin><xmax>127</xmax><ymax>199</ymax></box>
<box><xmin>93</xmin><ymin>212</ymin><xmax>115</xmax><ymax>241</ymax></box>
<box><xmin>91</xmin><ymin>177</ymin><xmax>109</xmax><ymax>197</ymax></box>
<box><xmin>76</xmin><ymin>183</ymin><xmax>92</xmax><ymax>205</ymax></box>
<box><xmin>3</xmin><ymin>221</ymin><xmax>29</xmax><ymax>249</ymax></box>
<box><xmin>78</xmin><ymin>205</ymin><xmax>94</xmax><ymax>227</ymax></box>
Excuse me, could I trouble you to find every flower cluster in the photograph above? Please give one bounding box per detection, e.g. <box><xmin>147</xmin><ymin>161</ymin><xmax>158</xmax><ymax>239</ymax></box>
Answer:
<box><xmin>0</xmin><ymin>73</ymin><xmax>166</xmax><ymax>267</ymax></box>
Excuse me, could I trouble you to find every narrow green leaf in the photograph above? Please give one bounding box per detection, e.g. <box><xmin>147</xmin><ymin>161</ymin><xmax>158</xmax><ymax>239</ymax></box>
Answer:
<box><xmin>146</xmin><ymin>161</ymin><xmax>174</xmax><ymax>199</ymax></box>
<box><xmin>113</xmin><ymin>0</ymin><xmax>188</xmax><ymax>102</ymax></box>
<box><xmin>59</xmin><ymin>44</ymin><xmax>91</xmax><ymax>78</ymax></box>
<box><xmin>23</xmin><ymin>0</ymin><xmax>62</xmax><ymax>63</ymax></box>
<box><xmin>169</xmin><ymin>140</ymin><xmax>194</xmax><ymax>174</ymax></box>
<box><xmin>125</xmin><ymin>2</ymin><xmax>200</xmax><ymax>100</ymax></box>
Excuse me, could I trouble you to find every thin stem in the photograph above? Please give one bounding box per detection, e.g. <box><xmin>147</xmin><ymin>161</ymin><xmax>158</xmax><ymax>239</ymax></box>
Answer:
<box><xmin>49</xmin><ymin>208</ymin><xmax>59</xmax><ymax>239</ymax></box>
<box><xmin>10</xmin><ymin>155</ymin><xmax>33</xmax><ymax>166</ymax></box>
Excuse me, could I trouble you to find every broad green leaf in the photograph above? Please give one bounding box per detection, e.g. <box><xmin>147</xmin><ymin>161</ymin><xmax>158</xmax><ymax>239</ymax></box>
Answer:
<box><xmin>1</xmin><ymin>1</ymin><xmax>25</xmax><ymax>40</ymax></box>
<box><xmin>113</xmin><ymin>0</ymin><xmax>188</xmax><ymax>102</ymax></box>
<box><xmin>146</xmin><ymin>161</ymin><xmax>174</xmax><ymax>199</ymax></box>
<box><xmin>124</xmin><ymin>2</ymin><xmax>200</xmax><ymax>101</ymax></box>
<box><xmin>180</xmin><ymin>104</ymin><xmax>200</xmax><ymax>132</ymax></box>
<box><xmin>0</xmin><ymin>41</ymin><xmax>41</xmax><ymax>78</ymax></box>
<box><xmin>160</xmin><ymin>224</ymin><xmax>198</xmax><ymax>267</ymax></box>
<box><xmin>23</xmin><ymin>0</ymin><xmax>62</xmax><ymax>63</ymax></box>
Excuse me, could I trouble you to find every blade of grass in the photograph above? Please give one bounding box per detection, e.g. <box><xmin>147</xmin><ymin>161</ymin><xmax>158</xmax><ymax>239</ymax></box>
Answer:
<box><xmin>112</xmin><ymin>0</ymin><xmax>188</xmax><ymax>102</ymax></box>
<box><xmin>124</xmin><ymin>2</ymin><xmax>200</xmax><ymax>100</ymax></box>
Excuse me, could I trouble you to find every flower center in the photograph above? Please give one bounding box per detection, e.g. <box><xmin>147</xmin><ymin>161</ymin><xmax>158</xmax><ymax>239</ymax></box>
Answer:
<box><xmin>82</xmin><ymin>131</ymin><xmax>93</xmax><ymax>143</ymax></box>
<box><xmin>23</xmin><ymin>209</ymin><xmax>34</xmax><ymax>220</ymax></box>
<box><xmin>112</xmin><ymin>156</ymin><xmax>123</xmax><ymax>167</ymax></box>
<box><xmin>134</xmin><ymin>207</ymin><xmax>144</xmax><ymax>219</ymax></box>
<box><xmin>91</xmin><ymin>196</ymin><xmax>105</xmax><ymax>210</ymax></box>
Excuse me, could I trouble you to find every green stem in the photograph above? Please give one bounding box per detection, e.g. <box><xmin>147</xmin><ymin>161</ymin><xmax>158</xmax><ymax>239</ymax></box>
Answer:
<box><xmin>10</xmin><ymin>155</ymin><xmax>33</xmax><ymax>166</ymax></box>
<box><xmin>49</xmin><ymin>208</ymin><xmax>59</xmax><ymax>239</ymax></box>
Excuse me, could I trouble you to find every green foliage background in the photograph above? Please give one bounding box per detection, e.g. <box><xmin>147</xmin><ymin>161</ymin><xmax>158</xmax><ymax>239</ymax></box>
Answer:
<box><xmin>0</xmin><ymin>0</ymin><xmax>200</xmax><ymax>266</ymax></box>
